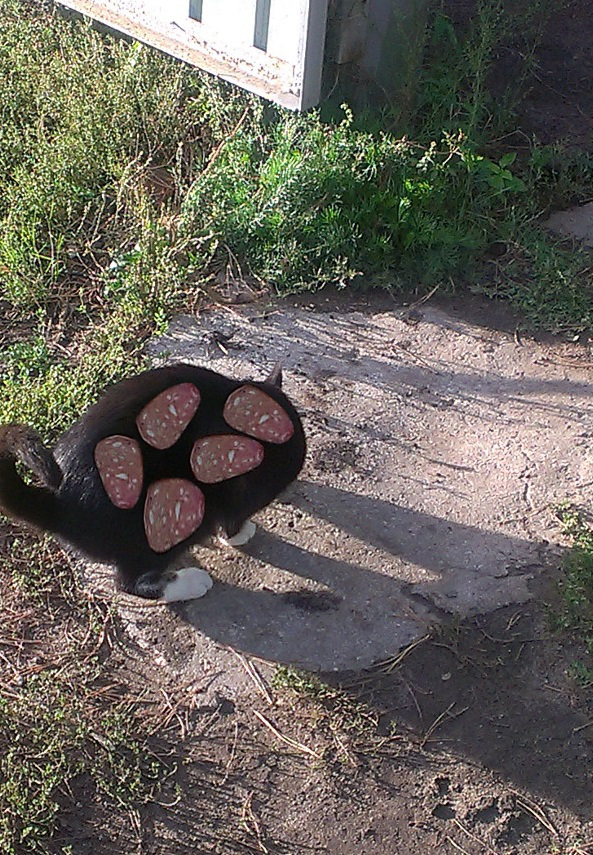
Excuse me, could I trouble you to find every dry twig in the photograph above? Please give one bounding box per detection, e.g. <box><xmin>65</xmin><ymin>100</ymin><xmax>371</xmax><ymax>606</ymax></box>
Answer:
<box><xmin>453</xmin><ymin>818</ymin><xmax>499</xmax><ymax>855</ymax></box>
<box><xmin>372</xmin><ymin>634</ymin><xmax>431</xmax><ymax>673</ymax></box>
<box><xmin>252</xmin><ymin>709</ymin><xmax>321</xmax><ymax>759</ymax></box>
<box><xmin>445</xmin><ymin>837</ymin><xmax>472</xmax><ymax>855</ymax></box>
<box><xmin>233</xmin><ymin>650</ymin><xmax>274</xmax><ymax>705</ymax></box>
<box><xmin>421</xmin><ymin>702</ymin><xmax>469</xmax><ymax>748</ymax></box>
<box><xmin>240</xmin><ymin>791</ymin><xmax>270</xmax><ymax>854</ymax></box>
<box><xmin>511</xmin><ymin>791</ymin><xmax>558</xmax><ymax>838</ymax></box>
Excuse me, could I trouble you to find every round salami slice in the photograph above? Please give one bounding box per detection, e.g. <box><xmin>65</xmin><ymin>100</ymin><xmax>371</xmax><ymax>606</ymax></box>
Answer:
<box><xmin>136</xmin><ymin>383</ymin><xmax>201</xmax><ymax>450</ymax></box>
<box><xmin>94</xmin><ymin>435</ymin><xmax>143</xmax><ymax>509</ymax></box>
<box><xmin>190</xmin><ymin>434</ymin><xmax>264</xmax><ymax>484</ymax></box>
<box><xmin>223</xmin><ymin>386</ymin><xmax>294</xmax><ymax>444</ymax></box>
<box><xmin>144</xmin><ymin>478</ymin><xmax>205</xmax><ymax>553</ymax></box>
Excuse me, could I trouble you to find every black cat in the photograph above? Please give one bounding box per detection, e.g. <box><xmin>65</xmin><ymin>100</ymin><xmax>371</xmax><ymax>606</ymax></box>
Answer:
<box><xmin>0</xmin><ymin>363</ymin><xmax>306</xmax><ymax>601</ymax></box>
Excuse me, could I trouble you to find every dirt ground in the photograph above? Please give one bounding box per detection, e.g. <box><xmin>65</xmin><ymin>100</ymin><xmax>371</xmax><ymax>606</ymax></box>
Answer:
<box><xmin>78</xmin><ymin>289</ymin><xmax>592</xmax><ymax>855</ymax></box>
<box><xmin>443</xmin><ymin>0</ymin><xmax>593</xmax><ymax>151</ymax></box>
<box><xmin>63</xmin><ymin>595</ymin><xmax>590</xmax><ymax>855</ymax></box>
<box><xmin>145</xmin><ymin>3</ymin><xmax>593</xmax><ymax>848</ymax></box>
<box><xmin>6</xmin><ymin>2</ymin><xmax>593</xmax><ymax>854</ymax></box>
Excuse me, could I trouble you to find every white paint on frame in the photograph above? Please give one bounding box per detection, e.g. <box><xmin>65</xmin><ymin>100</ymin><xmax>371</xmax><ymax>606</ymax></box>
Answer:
<box><xmin>55</xmin><ymin>0</ymin><xmax>329</xmax><ymax>110</ymax></box>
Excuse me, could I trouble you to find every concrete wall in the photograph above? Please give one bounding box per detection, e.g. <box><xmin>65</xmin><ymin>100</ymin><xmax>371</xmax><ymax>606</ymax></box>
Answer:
<box><xmin>322</xmin><ymin>0</ymin><xmax>431</xmax><ymax>115</ymax></box>
<box><xmin>56</xmin><ymin>0</ymin><xmax>329</xmax><ymax>110</ymax></box>
<box><xmin>55</xmin><ymin>0</ymin><xmax>429</xmax><ymax>114</ymax></box>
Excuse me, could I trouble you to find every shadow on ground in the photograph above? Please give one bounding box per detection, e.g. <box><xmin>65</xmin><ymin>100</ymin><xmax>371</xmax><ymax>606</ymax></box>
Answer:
<box><xmin>176</xmin><ymin>480</ymin><xmax>544</xmax><ymax>670</ymax></box>
<box><xmin>331</xmin><ymin>604</ymin><xmax>593</xmax><ymax>825</ymax></box>
<box><xmin>137</xmin><ymin>288</ymin><xmax>593</xmax><ymax>845</ymax></box>
<box><xmin>168</xmin><ymin>479</ymin><xmax>593</xmax><ymax>821</ymax></box>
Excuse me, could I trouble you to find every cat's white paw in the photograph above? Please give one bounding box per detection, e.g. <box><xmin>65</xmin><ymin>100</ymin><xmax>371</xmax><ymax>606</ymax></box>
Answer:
<box><xmin>161</xmin><ymin>567</ymin><xmax>213</xmax><ymax>602</ymax></box>
<box><xmin>220</xmin><ymin>520</ymin><xmax>257</xmax><ymax>547</ymax></box>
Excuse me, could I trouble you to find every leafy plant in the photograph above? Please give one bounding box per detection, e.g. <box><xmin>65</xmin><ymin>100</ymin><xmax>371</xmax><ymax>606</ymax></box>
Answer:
<box><xmin>0</xmin><ymin>536</ymin><xmax>168</xmax><ymax>854</ymax></box>
<box><xmin>548</xmin><ymin>509</ymin><xmax>593</xmax><ymax>687</ymax></box>
<box><xmin>0</xmin><ymin>0</ymin><xmax>587</xmax><ymax>331</ymax></box>
<box><xmin>555</xmin><ymin>510</ymin><xmax>593</xmax><ymax>652</ymax></box>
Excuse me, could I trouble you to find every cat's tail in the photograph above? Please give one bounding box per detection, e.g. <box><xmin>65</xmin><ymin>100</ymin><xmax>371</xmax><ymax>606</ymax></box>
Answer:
<box><xmin>0</xmin><ymin>425</ymin><xmax>63</xmax><ymax>532</ymax></box>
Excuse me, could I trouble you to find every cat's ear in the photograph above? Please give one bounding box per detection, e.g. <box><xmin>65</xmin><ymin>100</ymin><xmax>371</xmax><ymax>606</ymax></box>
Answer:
<box><xmin>265</xmin><ymin>361</ymin><xmax>283</xmax><ymax>388</ymax></box>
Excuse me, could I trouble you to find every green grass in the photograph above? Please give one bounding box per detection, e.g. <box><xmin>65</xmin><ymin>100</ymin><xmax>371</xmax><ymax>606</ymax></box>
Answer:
<box><xmin>0</xmin><ymin>0</ymin><xmax>590</xmax><ymax>338</ymax></box>
<box><xmin>0</xmin><ymin>0</ymin><xmax>592</xmax><ymax>845</ymax></box>
<box><xmin>0</xmin><ymin>298</ymin><xmax>152</xmax><ymax>440</ymax></box>
<box><xmin>0</xmin><ymin>536</ymin><xmax>171</xmax><ymax>853</ymax></box>
<box><xmin>474</xmin><ymin>228</ymin><xmax>593</xmax><ymax>334</ymax></box>
<box><xmin>0</xmin><ymin>675</ymin><xmax>164</xmax><ymax>853</ymax></box>
<box><xmin>552</xmin><ymin>509</ymin><xmax>593</xmax><ymax>686</ymax></box>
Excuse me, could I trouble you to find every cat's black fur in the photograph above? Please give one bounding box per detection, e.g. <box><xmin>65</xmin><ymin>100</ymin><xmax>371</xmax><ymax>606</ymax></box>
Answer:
<box><xmin>0</xmin><ymin>363</ymin><xmax>306</xmax><ymax>598</ymax></box>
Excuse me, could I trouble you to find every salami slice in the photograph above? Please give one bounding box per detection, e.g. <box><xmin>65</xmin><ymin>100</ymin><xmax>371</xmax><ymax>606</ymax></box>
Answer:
<box><xmin>190</xmin><ymin>434</ymin><xmax>264</xmax><ymax>483</ymax></box>
<box><xmin>136</xmin><ymin>383</ymin><xmax>200</xmax><ymax>450</ymax></box>
<box><xmin>143</xmin><ymin>478</ymin><xmax>205</xmax><ymax>553</ymax></box>
<box><xmin>223</xmin><ymin>386</ymin><xmax>294</xmax><ymax>444</ymax></box>
<box><xmin>94</xmin><ymin>435</ymin><xmax>143</xmax><ymax>509</ymax></box>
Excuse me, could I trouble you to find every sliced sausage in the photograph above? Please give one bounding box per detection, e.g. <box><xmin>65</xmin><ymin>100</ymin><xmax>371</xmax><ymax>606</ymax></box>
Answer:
<box><xmin>94</xmin><ymin>435</ymin><xmax>143</xmax><ymax>509</ymax></box>
<box><xmin>137</xmin><ymin>383</ymin><xmax>201</xmax><ymax>450</ymax></box>
<box><xmin>190</xmin><ymin>434</ymin><xmax>264</xmax><ymax>483</ymax></box>
<box><xmin>143</xmin><ymin>478</ymin><xmax>205</xmax><ymax>553</ymax></box>
<box><xmin>223</xmin><ymin>386</ymin><xmax>294</xmax><ymax>444</ymax></box>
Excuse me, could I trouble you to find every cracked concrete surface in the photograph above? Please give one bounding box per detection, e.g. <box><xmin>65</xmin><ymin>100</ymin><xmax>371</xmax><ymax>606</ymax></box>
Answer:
<box><xmin>89</xmin><ymin>295</ymin><xmax>593</xmax><ymax>682</ymax></box>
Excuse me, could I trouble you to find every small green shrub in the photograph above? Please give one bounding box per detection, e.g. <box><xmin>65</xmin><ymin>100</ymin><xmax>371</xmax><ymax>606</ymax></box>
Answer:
<box><xmin>0</xmin><ymin>674</ymin><xmax>164</xmax><ymax>853</ymax></box>
<box><xmin>0</xmin><ymin>536</ymin><xmax>167</xmax><ymax>854</ymax></box>
<box><xmin>0</xmin><ymin>0</ymin><xmax>588</xmax><ymax>330</ymax></box>
<box><xmin>555</xmin><ymin>511</ymin><xmax>593</xmax><ymax>654</ymax></box>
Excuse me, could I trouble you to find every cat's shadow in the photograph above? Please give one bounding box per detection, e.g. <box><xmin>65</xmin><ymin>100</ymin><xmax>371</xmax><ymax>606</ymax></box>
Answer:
<box><xmin>175</xmin><ymin>480</ymin><xmax>549</xmax><ymax>671</ymax></box>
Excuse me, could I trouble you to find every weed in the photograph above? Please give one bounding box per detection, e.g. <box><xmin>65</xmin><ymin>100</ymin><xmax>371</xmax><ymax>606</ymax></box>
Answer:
<box><xmin>181</xmin><ymin>113</ymin><xmax>527</xmax><ymax>291</ymax></box>
<box><xmin>272</xmin><ymin>666</ymin><xmax>335</xmax><ymax>700</ymax></box>
<box><xmin>0</xmin><ymin>675</ymin><xmax>166</xmax><ymax>852</ymax></box>
<box><xmin>528</xmin><ymin>145</ymin><xmax>593</xmax><ymax>210</ymax></box>
<box><xmin>556</xmin><ymin>509</ymin><xmax>593</xmax><ymax>647</ymax></box>
<box><xmin>568</xmin><ymin>661</ymin><xmax>593</xmax><ymax>690</ymax></box>
<box><xmin>0</xmin><ymin>533</ymin><xmax>169</xmax><ymax>853</ymax></box>
<box><xmin>272</xmin><ymin>666</ymin><xmax>379</xmax><ymax>747</ymax></box>
<box><xmin>476</xmin><ymin>229</ymin><xmax>593</xmax><ymax>335</ymax></box>
<box><xmin>0</xmin><ymin>0</ymin><xmax>209</xmax><ymax>308</ymax></box>
<box><xmin>417</xmin><ymin>1</ymin><xmax>506</xmax><ymax>143</ymax></box>
<box><xmin>551</xmin><ymin>510</ymin><xmax>593</xmax><ymax>684</ymax></box>
<box><xmin>0</xmin><ymin>0</ymin><xmax>589</xmax><ymax>333</ymax></box>
<box><xmin>0</xmin><ymin>303</ymin><xmax>149</xmax><ymax>440</ymax></box>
